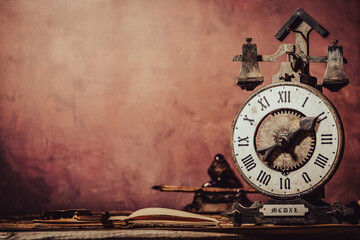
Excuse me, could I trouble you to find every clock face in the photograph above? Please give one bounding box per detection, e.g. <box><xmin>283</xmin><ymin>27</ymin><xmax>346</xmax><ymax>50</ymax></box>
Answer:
<box><xmin>231</xmin><ymin>82</ymin><xmax>344</xmax><ymax>199</ymax></box>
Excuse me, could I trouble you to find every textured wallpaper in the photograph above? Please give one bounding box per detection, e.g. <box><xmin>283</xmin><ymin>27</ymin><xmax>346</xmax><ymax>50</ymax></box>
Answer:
<box><xmin>0</xmin><ymin>0</ymin><xmax>359</xmax><ymax>215</ymax></box>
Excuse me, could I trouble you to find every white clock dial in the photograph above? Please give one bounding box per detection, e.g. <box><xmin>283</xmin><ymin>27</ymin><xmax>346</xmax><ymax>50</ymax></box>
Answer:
<box><xmin>231</xmin><ymin>82</ymin><xmax>344</xmax><ymax>199</ymax></box>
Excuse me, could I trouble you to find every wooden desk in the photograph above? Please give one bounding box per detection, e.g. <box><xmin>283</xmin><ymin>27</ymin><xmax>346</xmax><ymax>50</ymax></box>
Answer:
<box><xmin>1</xmin><ymin>215</ymin><xmax>360</xmax><ymax>239</ymax></box>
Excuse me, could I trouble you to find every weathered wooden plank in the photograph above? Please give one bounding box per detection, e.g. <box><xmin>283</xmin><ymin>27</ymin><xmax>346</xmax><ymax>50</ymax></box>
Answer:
<box><xmin>2</xmin><ymin>229</ymin><xmax>240</xmax><ymax>240</ymax></box>
<box><xmin>152</xmin><ymin>185</ymin><xmax>256</xmax><ymax>193</ymax></box>
<box><xmin>2</xmin><ymin>224</ymin><xmax>360</xmax><ymax>240</ymax></box>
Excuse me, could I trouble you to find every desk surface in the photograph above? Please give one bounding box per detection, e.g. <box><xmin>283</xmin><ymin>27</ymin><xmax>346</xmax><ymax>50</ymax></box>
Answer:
<box><xmin>1</xmin><ymin>215</ymin><xmax>360</xmax><ymax>240</ymax></box>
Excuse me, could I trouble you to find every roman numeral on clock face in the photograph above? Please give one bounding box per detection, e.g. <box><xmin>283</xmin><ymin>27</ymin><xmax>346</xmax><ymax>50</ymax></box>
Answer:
<box><xmin>314</xmin><ymin>154</ymin><xmax>329</xmax><ymax>168</ymax></box>
<box><xmin>317</xmin><ymin>112</ymin><xmax>327</xmax><ymax>123</ymax></box>
<box><xmin>321</xmin><ymin>134</ymin><xmax>333</xmax><ymax>144</ymax></box>
<box><xmin>278</xmin><ymin>91</ymin><xmax>291</xmax><ymax>103</ymax></box>
<box><xmin>241</xmin><ymin>154</ymin><xmax>256</xmax><ymax>171</ymax></box>
<box><xmin>243</xmin><ymin>115</ymin><xmax>254</xmax><ymax>125</ymax></box>
<box><xmin>280</xmin><ymin>177</ymin><xmax>290</xmax><ymax>189</ymax></box>
<box><xmin>256</xmin><ymin>170</ymin><xmax>271</xmax><ymax>186</ymax></box>
<box><xmin>302</xmin><ymin>97</ymin><xmax>309</xmax><ymax>107</ymax></box>
<box><xmin>258</xmin><ymin>96</ymin><xmax>270</xmax><ymax>111</ymax></box>
<box><xmin>237</xmin><ymin>136</ymin><xmax>249</xmax><ymax>146</ymax></box>
<box><xmin>302</xmin><ymin>172</ymin><xmax>311</xmax><ymax>183</ymax></box>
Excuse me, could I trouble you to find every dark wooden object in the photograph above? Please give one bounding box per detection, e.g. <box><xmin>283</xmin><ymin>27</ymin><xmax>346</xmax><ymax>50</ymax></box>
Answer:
<box><xmin>153</xmin><ymin>154</ymin><xmax>254</xmax><ymax>213</ymax></box>
<box><xmin>1</xmin><ymin>215</ymin><xmax>360</xmax><ymax>240</ymax></box>
<box><xmin>152</xmin><ymin>185</ymin><xmax>256</xmax><ymax>193</ymax></box>
<box><xmin>275</xmin><ymin>8</ymin><xmax>329</xmax><ymax>41</ymax></box>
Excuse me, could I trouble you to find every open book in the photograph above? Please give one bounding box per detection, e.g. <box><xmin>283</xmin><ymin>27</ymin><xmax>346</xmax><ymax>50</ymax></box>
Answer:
<box><xmin>118</xmin><ymin>207</ymin><xmax>219</xmax><ymax>227</ymax></box>
<box><xmin>34</xmin><ymin>208</ymin><xmax>219</xmax><ymax>228</ymax></box>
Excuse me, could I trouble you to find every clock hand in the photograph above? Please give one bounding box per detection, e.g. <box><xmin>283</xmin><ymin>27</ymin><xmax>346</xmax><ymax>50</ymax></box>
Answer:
<box><xmin>256</xmin><ymin>115</ymin><xmax>320</xmax><ymax>164</ymax></box>
<box><xmin>256</xmin><ymin>143</ymin><xmax>281</xmax><ymax>163</ymax></box>
<box><xmin>285</xmin><ymin>115</ymin><xmax>320</xmax><ymax>144</ymax></box>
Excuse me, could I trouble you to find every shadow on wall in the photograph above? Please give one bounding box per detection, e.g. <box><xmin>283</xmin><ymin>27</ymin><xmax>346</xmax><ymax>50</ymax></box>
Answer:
<box><xmin>0</xmin><ymin>140</ymin><xmax>52</xmax><ymax>216</ymax></box>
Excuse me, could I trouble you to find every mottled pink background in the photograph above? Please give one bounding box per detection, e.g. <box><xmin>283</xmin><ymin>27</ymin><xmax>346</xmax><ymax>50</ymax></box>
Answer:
<box><xmin>0</xmin><ymin>0</ymin><xmax>359</xmax><ymax>215</ymax></box>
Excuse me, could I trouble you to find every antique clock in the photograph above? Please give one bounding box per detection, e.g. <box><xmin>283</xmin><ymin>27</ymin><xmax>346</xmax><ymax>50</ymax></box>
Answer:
<box><xmin>231</xmin><ymin>82</ymin><xmax>343</xmax><ymax>199</ymax></box>
<box><xmin>226</xmin><ymin>9</ymin><xmax>359</xmax><ymax>225</ymax></box>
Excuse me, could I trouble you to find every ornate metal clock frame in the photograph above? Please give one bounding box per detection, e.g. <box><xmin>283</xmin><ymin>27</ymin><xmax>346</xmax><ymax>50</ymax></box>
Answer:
<box><xmin>225</xmin><ymin>9</ymin><xmax>359</xmax><ymax>225</ymax></box>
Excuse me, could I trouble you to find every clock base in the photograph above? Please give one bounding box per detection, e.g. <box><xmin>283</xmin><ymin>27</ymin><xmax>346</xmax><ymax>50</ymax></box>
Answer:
<box><xmin>223</xmin><ymin>198</ymin><xmax>360</xmax><ymax>226</ymax></box>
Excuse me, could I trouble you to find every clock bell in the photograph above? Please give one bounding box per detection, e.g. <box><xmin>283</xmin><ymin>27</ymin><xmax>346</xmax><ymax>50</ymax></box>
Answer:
<box><xmin>225</xmin><ymin>8</ymin><xmax>359</xmax><ymax>225</ymax></box>
<box><xmin>235</xmin><ymin>9</ymin><xmax>348</xmax><ymax>92</ymax></box>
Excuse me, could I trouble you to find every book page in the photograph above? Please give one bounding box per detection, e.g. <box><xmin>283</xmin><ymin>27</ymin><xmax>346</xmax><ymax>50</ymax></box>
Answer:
<box><xmin>124</xmin><ymin>208</ymin><xmax>219</xmax><ymax>223</ymax></box>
